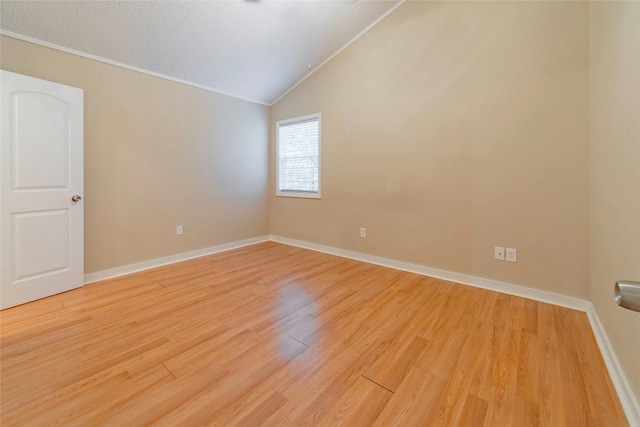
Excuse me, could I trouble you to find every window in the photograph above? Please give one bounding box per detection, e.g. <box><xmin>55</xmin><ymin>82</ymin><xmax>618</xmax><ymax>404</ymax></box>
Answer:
<box><xmin>276</xmin><ymin>113</ymin><xmax>321</xmax><ymax>198</ymax></box>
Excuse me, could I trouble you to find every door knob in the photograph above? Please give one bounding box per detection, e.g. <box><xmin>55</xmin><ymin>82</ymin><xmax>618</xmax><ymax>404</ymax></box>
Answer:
<box><xmin>71</xmin><ymin>195</ymin><xmax>82</xmax><ymax>202</ymax></box>
<box><xmin>615</xmin><ymin>281</ymin><xmax>640</xmax><ymax>312</ymax></box>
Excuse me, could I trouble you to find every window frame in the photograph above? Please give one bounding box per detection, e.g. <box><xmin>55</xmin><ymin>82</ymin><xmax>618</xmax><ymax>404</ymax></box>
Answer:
<box><xmin>275</xmin><ymin>113</ymin><xmax>322</xmax><ymax>199</ymax></box>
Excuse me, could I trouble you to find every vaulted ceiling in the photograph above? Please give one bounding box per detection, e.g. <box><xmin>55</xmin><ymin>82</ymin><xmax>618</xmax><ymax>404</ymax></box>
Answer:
<box><xmin>0</xmin><ymin>0</ymin><xmax>401</xmax><ymax>105</ymax></box>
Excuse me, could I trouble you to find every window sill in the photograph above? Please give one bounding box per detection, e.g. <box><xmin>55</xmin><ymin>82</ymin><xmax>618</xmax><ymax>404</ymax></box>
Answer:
<box><xmin>276</xmin><ymin>191</ymin><xmax>321</xmax><ymax>199</ymax></box>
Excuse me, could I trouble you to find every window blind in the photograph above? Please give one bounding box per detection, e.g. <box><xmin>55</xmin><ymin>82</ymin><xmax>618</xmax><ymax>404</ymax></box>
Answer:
<box><xmin>278</xmin><ymin>116</ymin><xmax>319</xmax><ymax>194</ymax></box>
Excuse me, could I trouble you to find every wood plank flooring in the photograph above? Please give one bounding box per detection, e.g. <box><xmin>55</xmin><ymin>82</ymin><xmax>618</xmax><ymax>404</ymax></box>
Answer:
<box><xmin>0</xmin><ymin>242</ymin><xmax>628</xmax><ymax>426</ymax></box>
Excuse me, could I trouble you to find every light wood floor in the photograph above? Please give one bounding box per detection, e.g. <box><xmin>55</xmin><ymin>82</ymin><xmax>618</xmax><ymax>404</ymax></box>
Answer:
<box><xmin>0</xmin><ymin>242</ymin><xmax>627</xmax><ymax>426</ymax></box>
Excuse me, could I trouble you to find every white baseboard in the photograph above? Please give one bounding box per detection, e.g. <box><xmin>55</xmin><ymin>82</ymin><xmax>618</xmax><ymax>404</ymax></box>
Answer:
<box><xmin>269</xmin><ymin>235</ymin><xmax>639</xmax><ymax>425</ymax></box>
<box><xmin>84</xmin><ymin>235</ymin><xmax>270</xmax><ymax>284</ymax></box>
<box><xmin>586</xmin><ymin>303</ymin><xmax>640</xmax><ymax>426</ymax></box>
<box><xmin>269</xmin><ymin>235</ymin><xmax>588</xmax><ymax>311</ymax></box>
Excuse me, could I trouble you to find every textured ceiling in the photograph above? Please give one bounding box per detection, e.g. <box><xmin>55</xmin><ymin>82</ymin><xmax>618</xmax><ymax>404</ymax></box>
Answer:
<box><xmin>0</xmin><ymin>0</ymin><xmax>401</xmax><ymax>105</ymax></box>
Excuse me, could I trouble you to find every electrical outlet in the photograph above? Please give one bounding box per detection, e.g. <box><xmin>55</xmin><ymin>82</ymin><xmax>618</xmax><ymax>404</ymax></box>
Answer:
<box><xmin>360</xmin><ymin>227</ymin><xmax>367</xmax><ymax>238</ymax></box>
<box><xmin>495</xmin><ymin>246</ymin><xmax>505</xmax><ymax>261</ymax></box>
<box><xmin>506</xmin><ymin>248</ymin><xmax>517</xmax><ymax>262</ymax></box>
<box><xmin>177</xmin><ymin>225</ymin><xmax>183</xmax><ymax>235</ymax></box>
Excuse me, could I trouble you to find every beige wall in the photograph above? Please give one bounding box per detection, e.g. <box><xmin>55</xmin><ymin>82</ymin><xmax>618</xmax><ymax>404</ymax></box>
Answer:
<box><xmin>0</xmin><ymin>35</ymin><xmax>270</xmax><ymax>274</ymax></box>
<box><xmin>270</xmin><ymin>1</ymin><xmax>590</xmax><ymax>298</ymax></box>
<box><xmin>589</xmin><ymin>1</ymin><xmax>640</xmax><ymax>407</ymax></box>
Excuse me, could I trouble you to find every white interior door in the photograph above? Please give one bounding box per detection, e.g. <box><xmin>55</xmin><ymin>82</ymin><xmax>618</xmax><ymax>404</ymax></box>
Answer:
<box><xmin>1</xmin><ymin>70</ymin><xmax>84</xmax><ymax>310</ymax></box>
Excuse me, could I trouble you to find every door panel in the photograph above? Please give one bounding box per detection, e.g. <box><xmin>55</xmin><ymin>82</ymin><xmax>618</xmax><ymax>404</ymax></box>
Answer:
<box><xmin>13</xmin><ymin>209</ymin><xmax>70</xmax><ymax>281</ymax></box>
<box><xmin>12</xmin><ymin>92</ymin><xmax>70</xmax><ymax>190</ymax></box>
<box><xmin>1</xmin><ymin>70</ymin><xmax>83</xmax><ymax>310</ymax></box>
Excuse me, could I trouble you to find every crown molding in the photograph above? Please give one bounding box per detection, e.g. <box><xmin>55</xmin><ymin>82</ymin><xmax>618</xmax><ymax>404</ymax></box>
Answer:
<box><xmin>270</xmin><ymin>0</ymin><xmax>407</xmax><ymax>106</ymax></box>
<box><xmin>0</xmin><ymin>30</ymin><xmax>270</xmax><ymax>106</ymax></box>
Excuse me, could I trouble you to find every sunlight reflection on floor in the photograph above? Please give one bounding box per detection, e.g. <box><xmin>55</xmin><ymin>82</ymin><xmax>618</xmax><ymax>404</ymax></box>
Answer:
<box><xmin>277</xmin><ymin>283</ymin><xmax>316</xmax><ymax>359</ymax></box>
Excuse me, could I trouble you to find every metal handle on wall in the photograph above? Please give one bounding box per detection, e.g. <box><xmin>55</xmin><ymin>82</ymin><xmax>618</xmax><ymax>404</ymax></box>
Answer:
<box><xmin>615</xmin><ymin>281</ymin><xmax>640</xmax><ymax>312</ymax></box>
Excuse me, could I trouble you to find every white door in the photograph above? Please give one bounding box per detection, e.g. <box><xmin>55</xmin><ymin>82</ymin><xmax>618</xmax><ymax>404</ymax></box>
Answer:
<box><xmin>1</xmin><ymin>70</ymin><xmax>84</xmax><ymax>310</ymax></box>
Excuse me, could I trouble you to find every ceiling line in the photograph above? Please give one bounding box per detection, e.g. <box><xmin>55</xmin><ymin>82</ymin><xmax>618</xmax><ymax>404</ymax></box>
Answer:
<box><xmin>270</xmin><ymin>0</ymin><xmax>406</xmax><ymax>106</ymax></box>
<box><xmin>0</xmin><ymin>29</ymin><xmax>270</xmax><ymax>106</ymax></box>
<box><xmin>0</xmin><ymin>1</ymin><xmax>405</xmax><ymax>108</ymax></box>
